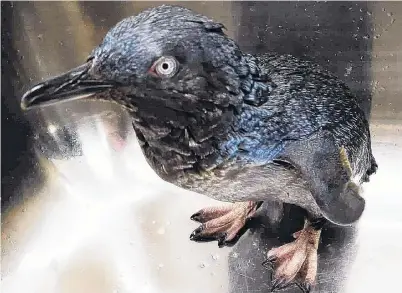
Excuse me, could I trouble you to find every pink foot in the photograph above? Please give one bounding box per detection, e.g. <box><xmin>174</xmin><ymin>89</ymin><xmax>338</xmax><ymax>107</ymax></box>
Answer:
<box><xmin>264</xmin><ymin>223</ymin><xmax>321</xmax><ymax>293</ymax></box>
<box><xmin>189</xmin><ymin>201</ymin><xmax>262</xmax><ymax>247</ymax></box>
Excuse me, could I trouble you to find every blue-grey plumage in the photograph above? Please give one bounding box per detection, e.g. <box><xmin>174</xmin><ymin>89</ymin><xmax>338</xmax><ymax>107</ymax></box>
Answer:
<box><xmin>20</xmin><ymin>2</ymin><xmax>378</xmax><ymax>225</ymax></box>
<box><xmin>20</xmin><ymin>5</ymin><xmax>378</xmax><ymax>291</ymax></box>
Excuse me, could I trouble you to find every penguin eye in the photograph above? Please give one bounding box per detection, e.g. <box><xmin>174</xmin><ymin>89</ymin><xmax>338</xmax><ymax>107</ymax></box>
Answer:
<box><xmin>150</xmin><ymin>56</ymin><xmax>179</xmax><ymax>78</ymax></box>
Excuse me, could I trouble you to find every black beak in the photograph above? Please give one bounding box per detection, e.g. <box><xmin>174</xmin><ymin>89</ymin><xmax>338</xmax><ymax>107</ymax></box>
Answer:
<box><xmin>20</xmin><ymin>62</ymin><xmax>115</xmax><ymax>110</ymax></box>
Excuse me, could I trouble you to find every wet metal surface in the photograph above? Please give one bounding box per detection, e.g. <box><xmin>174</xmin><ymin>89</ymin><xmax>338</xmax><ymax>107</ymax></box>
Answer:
<box><xmin>1</xmin><ymin>2</ymin><xmax>402</xmax><ymax>293</ymax></box>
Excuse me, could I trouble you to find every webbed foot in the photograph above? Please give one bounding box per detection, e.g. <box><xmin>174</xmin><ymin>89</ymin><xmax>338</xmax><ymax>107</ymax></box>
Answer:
<box><xmin>189</xmin><ymin>201</ymin><xmax>262</xmax><ymax>247</ymax></box>
<box><xmin>263</xmin><ymin>221</ymin><xmax>322</xmax><ymax>292</ymax></box>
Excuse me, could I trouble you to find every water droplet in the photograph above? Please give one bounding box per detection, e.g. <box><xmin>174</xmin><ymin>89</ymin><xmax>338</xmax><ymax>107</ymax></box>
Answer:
<box><xmin>158</xmin><ymin>263</ymin><xmax>164</xmax><ymax>269</ymax></box>
<box><xmin>211</xmin><ymin>254</ymin><xmax>219</xmax><ymax>260</ymax></box>
<box><xmin>232</xmin><ymin>252</ymin><xmax>239</xmax><ymax>258</ymax></box>
<box><xmin>344</xmin><ymin>64</ymin><xmax>353</xmax><ymax>77</ymax></box>
<box><xmin>199</xmin><ymin>262</ymin><xmax>208</xmax><ymax>268</ymax></box>
<box><xmin>387</xmin><ymin>12</ymin><xmax>393</xmax><ymax>17</ymax></box>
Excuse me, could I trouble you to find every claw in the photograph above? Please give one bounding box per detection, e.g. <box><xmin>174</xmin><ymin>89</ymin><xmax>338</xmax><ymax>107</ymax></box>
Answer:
<box><xmin>255</xmin><ymin>201</ymin><xmax>264</xmax><ymax>209</ymax></box>
<box><xmin>190</xmin><ymin>225</ymin><xmax>229</xmax><ymax>244</ymax></box>
<box><xmin>271</xmin><ymin>278</ymin><xmax>288</xmax><ymax>292</ymax></box>
<box><xmin>296</xmin><ymin>282</ymin><xmax>312</xmax><ymax>293</ymax></box>
<box><xmin>217</xmin><ymin>233</ymin><xmax>228</xmax><ymax>247</ymax></box>
<box><xmin>190</xmin><ymin>233</ymin><xmax>219</xmax><ymax>242</ymax></box>
<box><xmin>190</xmin><ymin>212</ymin><xmax>202</xmax><ymax>222</ymax></box>
<box><xmin>190</xmin><ymin>227</ymin><xmax>224</xmax><ymax>243</ymax></box>
<box><xmin>189</xmin><ymin>230</ymin><xmax>199</xmax><ymax>241</ymax></box>
<box><xmin>189</xmin><ymin>201</ymin><xmax>259</xmax><ymax>246</ymax></box>
<box><xmin>191</xmin><ymin>225</ymin><xmax>204</xmax><ymax>235</ymax></box>
<box><xmin>189</xmin><ymin>204</ymin><xmax>238</xmax><ymax>224</ymax></box>
<box><xmin>189</xmin><ymin>225</ymin><xmax>206</xmax><ymax>241</ymax></box>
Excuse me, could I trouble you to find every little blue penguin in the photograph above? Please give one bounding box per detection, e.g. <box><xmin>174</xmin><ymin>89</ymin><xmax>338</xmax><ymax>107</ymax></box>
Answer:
<box><xmin>20</xmin><ymin>5</ymin><xmax>378</xmax><ymax>292</ymax></box>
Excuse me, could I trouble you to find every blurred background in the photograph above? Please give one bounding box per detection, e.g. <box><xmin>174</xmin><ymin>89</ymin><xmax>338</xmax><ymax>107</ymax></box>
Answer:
<box><xmin>1</xmin><ymin>1</ymin><xmax>401</xmax><ymax>293</ymax></box>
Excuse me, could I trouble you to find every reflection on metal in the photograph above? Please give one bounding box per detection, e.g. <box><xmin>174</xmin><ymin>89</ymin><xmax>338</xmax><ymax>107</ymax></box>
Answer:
<box><xmin>1</xmin><ymin>2</ymin><xmax>401</xmax><ymax>293</ymax></box>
